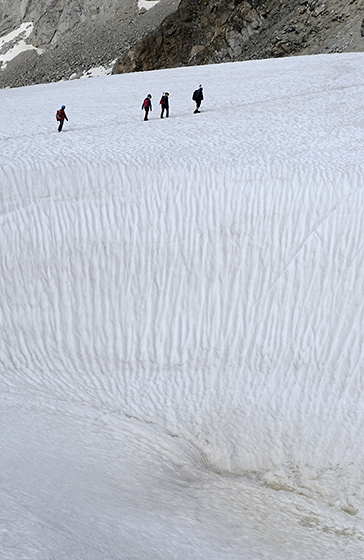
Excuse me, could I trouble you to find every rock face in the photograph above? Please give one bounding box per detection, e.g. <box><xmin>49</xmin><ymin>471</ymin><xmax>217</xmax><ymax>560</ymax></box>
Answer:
<box><xmin>113</xmin><ymin>0</ymin><xmax>364</xmax><ymax>74</ymax></box>
<box><xmin>1</xmin><ymin>0</ymin><xmax>363</xmax><ymax>88</ymax></box>
<box><xmin>0</xmin><ymin>0</ymin><xmax>180</xmax><ymax>88</ymax></box>
<box><xmin>0</xmin><ymin>0</ymin><xmax>134</xmax><ymax>47</ymax></box>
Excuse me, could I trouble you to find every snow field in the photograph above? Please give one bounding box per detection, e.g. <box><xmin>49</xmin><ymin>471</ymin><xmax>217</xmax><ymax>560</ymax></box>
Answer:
<box><xmin>1</xmin><ymin>54</ymin><xmax>364</xmax><ymax>559</ymax></box>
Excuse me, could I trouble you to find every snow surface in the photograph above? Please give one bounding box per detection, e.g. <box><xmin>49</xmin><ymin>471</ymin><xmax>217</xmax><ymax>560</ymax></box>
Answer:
<box><xmin>138</xmin><ymin>0</ymin><xmax>160</xmax><ymax>10</ymax></box>
<box><xmin>80</xmin><ymin>63</ymin><xmax>115</xmax><ymax>79</ymax></box>
<box><xmin>0</xmin><ymin>22</ymin><xmax>43</xmax><ymax>70</ymax></box>
<box><xmin>1</xmin><ymin>53</ymin><xmax>364</xmax><ymax>559</ymax></box>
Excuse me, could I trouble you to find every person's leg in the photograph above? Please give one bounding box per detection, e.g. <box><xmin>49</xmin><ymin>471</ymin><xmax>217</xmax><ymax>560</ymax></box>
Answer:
<box><xmin>166</xmin><ymin>107</ymin><xmax>169</xmax><ymax>118</ymax></box>
<box><xmin>58</xmin><ymin>119</ymin><xmax>64</xmax><ymax>131</ymax></box>
<box><xmin>144</xmin><ymin>108</ymin><xmax>149</xmax><ymax>121</ymax></box>
<box><xmin>161</xmin><ymin>107</ymin><xmax>164</xmax><ymax>118</ymax></box>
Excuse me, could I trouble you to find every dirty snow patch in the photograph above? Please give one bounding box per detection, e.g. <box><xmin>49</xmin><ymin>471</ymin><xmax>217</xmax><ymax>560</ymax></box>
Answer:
<box><xmin>80</xmin><ymin>62</ymin><xmax>115</xmax><ymax>79</ymax></box>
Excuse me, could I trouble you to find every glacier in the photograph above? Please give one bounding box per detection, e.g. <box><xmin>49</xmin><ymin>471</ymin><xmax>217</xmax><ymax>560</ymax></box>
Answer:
<box><xmin>1</xmin><ymin>54</ymin><xmax>364</xmax><ymax>559</ymax></box>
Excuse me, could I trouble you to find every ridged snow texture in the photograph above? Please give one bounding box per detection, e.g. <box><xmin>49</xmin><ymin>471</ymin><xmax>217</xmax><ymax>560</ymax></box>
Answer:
<box><xmin>2</xmin><ymin>55</ymin><xmax>364</xmax><ymax>555</ymax></box>
<box><xmin>4</xmin><ymin>158</ymin><xmax>364</xmax><ymax>465</ymax></box>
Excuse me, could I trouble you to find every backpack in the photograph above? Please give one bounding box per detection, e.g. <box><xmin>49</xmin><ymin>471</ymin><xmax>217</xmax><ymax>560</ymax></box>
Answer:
<box><xmin>192</xmin><ymin>90</ymin><xmax>198</xmax><ymax>101</ymax></box>
<box><xmin>56</xmin><ymin>109</ymin><xmax>62</xmax><ymax>121</ymax></box>
<box><xmin>143</xmin><ymin>98</ymin><xmax>149</xmax><ymax>108</ymax></box>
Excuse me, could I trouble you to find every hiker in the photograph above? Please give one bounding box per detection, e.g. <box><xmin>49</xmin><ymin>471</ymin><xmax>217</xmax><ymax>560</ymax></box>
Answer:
<box><xmin>192</xmin><ymin>85</ymin><xmax>203</xmax><ymax>113</ymax></box>
<box><xmin>56</xmin><ymin>105</ymin><xmax>68</xmax><ymax>132</ymax></box>
<box><xmin>160</xmin><ymin>92</ymin><xmax>169</xmax><ymax>118</ymax></box>
<box><xmin>142</xmin><ymin>94</ymin><xmax>152</xmax><ymax>121</ymax></box>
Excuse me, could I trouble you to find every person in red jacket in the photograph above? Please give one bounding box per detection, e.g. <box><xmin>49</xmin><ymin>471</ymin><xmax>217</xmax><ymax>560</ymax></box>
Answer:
<box><xmin>56</xmin><ymin>105</ymin><xmax>68</xmax><ymax>132</ymax></box>
<box><xmin>141</xmin><ymin>94</ymin><xmax>152</xmax><ymax>121</ymax></box>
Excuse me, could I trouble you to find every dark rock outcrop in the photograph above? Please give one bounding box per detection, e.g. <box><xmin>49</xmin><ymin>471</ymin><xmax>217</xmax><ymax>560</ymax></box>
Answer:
<box><xmin>113</xmin><ymin>0</ymin><xmax>364</xmax><ymax>75</ymax></box>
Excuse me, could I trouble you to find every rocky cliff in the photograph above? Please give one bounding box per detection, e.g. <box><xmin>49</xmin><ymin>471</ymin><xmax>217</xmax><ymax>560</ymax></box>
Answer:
<box><xmin>1</xmin><ymin>0</ymin><xmax>364</xmax><ymax>89</ymax></box>
<box><xmin>113</xmin><ymin>0</ymin><xmax>364</xmax><ymax>74</ymax></box>
<box><xmin>0</xmin><ymin>0</ymin><xmax>180</xmax><ymax>88</ymax></box>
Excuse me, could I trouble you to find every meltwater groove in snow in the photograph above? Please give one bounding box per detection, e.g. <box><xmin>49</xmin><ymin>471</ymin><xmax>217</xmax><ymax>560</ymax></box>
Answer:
<box><xmin>1</xmin><ymin>54</ymin><xmax>364</xmax><ymax>559</ymax></box>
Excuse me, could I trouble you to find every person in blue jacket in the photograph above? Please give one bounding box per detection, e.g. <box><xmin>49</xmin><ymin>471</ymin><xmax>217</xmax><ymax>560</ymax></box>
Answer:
<box><xmin>160</xmin><ymin>92</ymin><xmax>169</xmax><ymax>118</ymax></box>
<box><xmin>192</xmin><ymin>85</ymin><xmax>203</xmax><ymax>113</ymax></box>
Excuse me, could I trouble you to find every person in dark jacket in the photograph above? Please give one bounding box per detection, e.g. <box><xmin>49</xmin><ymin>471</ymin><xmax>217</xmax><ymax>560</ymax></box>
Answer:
<box><xmin>160</xmin><ymin>92</ymin><xmax>169</xmax><ymax>118</ymax></box>
<box><xmin>192</xmin><ymin>85</ymin><xmax>203</xmax><ymax>113</ymax></box>
<box><xmin>56</xmin><ymin>105</ymin><xmax>68</xmax><ymax>132</ymax></box>
<box><xmin>142</xmin><ymin>94</ymin><xmax>152</xmax><ymax>121</ymax></box>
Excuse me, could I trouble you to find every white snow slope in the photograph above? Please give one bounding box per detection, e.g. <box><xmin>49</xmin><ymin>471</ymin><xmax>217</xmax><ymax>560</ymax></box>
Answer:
<box><xmin>1</xmin><ymin>54</ymin><xmax>364</xmax><ymax>559</ymax></box>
